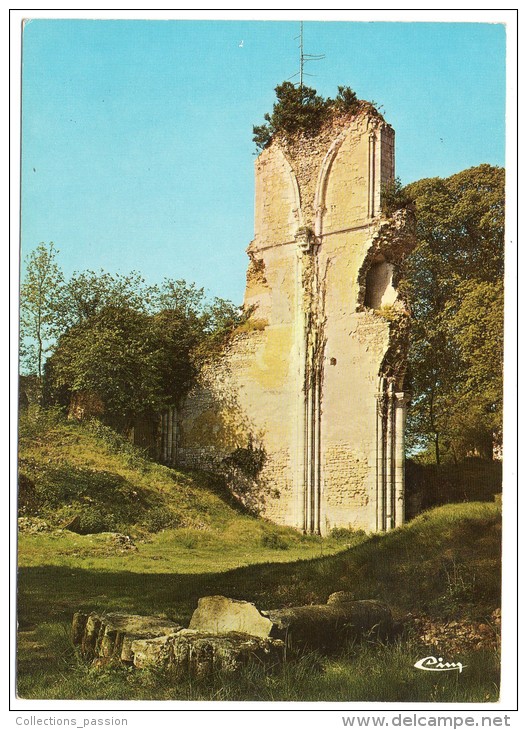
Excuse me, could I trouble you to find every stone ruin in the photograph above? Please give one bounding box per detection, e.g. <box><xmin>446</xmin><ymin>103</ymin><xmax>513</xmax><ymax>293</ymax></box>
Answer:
<box><xmin>153</xmin><ymin>108</ymin><xmax>415</xmax><ymax>535</ymax></box>
<box><xmin>72</xmin><ymin>593</ymin><xmax>394</xmax><ymax>677</ymax></box>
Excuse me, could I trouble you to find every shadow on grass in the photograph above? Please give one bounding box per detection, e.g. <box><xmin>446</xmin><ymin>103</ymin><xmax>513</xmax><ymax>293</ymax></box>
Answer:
<box><xmin>17</xmin><ymin>553</ymin><xmax>347</xmax><ymax>629</ymax></box>
<box><xmin>18</xmin><ymin>519</ymin><xmax>500</xmax><ymax>630</ymax></box>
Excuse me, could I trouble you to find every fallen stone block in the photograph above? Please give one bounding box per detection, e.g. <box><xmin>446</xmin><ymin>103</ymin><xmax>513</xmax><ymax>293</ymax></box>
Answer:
<box><xmin>131</xmin><ymin>629</ymin><xmax>285</xmax><ymax>677</ymax></box>
<box><xmin>72</xmin><ymin>611</ymin><xmax>182</xmax><ymax>664</ymax></box>
<box><xmin>130</xmin><ymin>634</ymin><xmax>174</xmax><ymax>670</ymax></box>
<box><xmin>263</xmin><ymin>597</ymin><xmax>394</xmax><ymax>652</ymax></box>
<box><xmin>187</xmin><ymin>594</ymin><xmax>393</xmax><ymax>654</ymax></box>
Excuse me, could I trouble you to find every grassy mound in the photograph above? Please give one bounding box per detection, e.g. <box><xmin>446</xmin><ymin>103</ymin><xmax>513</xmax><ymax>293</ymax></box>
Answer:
<box><xmin>18</xmin><ymin>408</ymin><xmax>245</xmax><ymax>534</ymax></box>
<box><xmin>18</xmin><ymin>409</ymin><xmax>358</xmax><ymax>574</ymax></box>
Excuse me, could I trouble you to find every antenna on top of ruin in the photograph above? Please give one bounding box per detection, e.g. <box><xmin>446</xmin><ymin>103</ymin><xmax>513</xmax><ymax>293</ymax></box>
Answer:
<box><xmin>288</xmin><ymin>21</ymin><xmax>325</xmax><ymax>94</ymax></box>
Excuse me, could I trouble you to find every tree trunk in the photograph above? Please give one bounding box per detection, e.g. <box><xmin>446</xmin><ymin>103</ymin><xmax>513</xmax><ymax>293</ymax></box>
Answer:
<box><xmin>434</xmin><ymin>431</ymin><xmax>441</xmax><ymax>465</ymax></box>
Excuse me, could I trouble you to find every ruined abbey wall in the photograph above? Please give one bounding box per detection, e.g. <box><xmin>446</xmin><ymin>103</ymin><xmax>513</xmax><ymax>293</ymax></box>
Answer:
<box><xmin>174</xmin><ymin>112</ymin><xmax>415</xmax><ymax>534</ymax></box>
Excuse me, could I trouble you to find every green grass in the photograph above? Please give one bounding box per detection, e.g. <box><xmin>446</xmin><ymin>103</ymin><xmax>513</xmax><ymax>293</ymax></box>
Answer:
<box><xmin>18</xmin><ymin>630</ymin><xmax>499</xmax><ymax>702</ymax></box>
<box><xmin>17</xmin><ymin>412</ymin><xmax>501</xmax><ymax>702</ymax></box>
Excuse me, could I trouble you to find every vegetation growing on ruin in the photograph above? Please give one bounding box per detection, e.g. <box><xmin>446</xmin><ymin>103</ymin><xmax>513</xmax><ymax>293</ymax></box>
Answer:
<box><xmin>253</xmin><ymin>82</ymin><xmax>381</xmax><ymax>151</ymax></box>
<box><xmin>232</xmin><ymin>317</ymin><xmax>268</xmax><ymax>335</ymax></box>
<box><xmin>380</xmin><ymin>176</ymin><xmax>415</xmax><ymax>217</ymax></box>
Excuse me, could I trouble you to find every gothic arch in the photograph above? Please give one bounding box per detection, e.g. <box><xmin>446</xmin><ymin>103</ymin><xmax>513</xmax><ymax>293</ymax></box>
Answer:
<box><xmin>274</xmin><ymin>143</ymin><xmax>304</xmax><ymax>231</ymax></box>
<box><xmin>313</xmin><ymin>129</ymin><xmax>349</xmax><ymax>236</ymax></box>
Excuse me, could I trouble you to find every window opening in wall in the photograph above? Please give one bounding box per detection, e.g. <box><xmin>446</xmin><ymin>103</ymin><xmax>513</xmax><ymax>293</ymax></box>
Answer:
<box><xmin>364</xmin><ymin>257</ymin><xmax>396</xmax><ymax>309</ymax></box>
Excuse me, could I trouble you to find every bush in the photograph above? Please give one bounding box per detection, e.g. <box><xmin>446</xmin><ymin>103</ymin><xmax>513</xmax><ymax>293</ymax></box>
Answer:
<box><xmin>142</xmin><ymin>506</ymin><xmax>183</xmax><ymax>533</ymax></box>
<box><xmin>222</xmin><ymin>438</ymin><xmax>266</xmax><ymax>481</ymax></box>
<box><xmin>18</xmin><ymin>405</ymin><xmax>65</xmax><ymax>441</ymax></box>
<box><xmin>75</xmin><ymin>507</ymin><xmax>116</xmax><ymax>534</ymax></box>
<box><xmin>266</xmin><ymin>82</ymin><xmax>328</xmax><ymax>138</ymax></box>
<box><xmin>261</xmin><ymin>532</ymin><xmax>289</xmax><ymax>550</ymax></box>
<box><xmin>330</xmin><ymin>527</ymin><xmax>366</xmax><ymax>541</ymax></box>
<box><xmin>253</xmin><ymin>82</ymin><xmax>369</xmax><ymax>151</ymax></box>
<box><xmin>334</xmin><ymin>85</ymin><xmax>359</xmax><ymax>113</ymax></box>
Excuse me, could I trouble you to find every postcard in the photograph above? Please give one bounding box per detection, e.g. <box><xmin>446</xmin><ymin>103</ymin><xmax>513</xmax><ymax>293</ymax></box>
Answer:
<box><xmin>10</xmin><ymin>8</ymin><xmax>519</xmax><ymax>727</ymax></box>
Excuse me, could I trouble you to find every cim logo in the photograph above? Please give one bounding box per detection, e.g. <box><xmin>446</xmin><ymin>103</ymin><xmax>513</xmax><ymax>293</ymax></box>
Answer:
<box><xmin>414</xmin><ymin>655</ymin><xmax>466</xmax><ymax>674</ymax></box>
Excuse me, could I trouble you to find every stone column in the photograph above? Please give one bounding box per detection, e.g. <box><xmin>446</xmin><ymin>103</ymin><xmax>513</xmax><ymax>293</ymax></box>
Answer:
<box><xmin>394</xmin><ymin>393</ymin><xmax>409</xmax><ymax>527</ymax></box>
<box><xmin>384</xmin><ymin>383</ymin><xmax>395</xmax><ymax>531</ymax></box>
<box><xmin>305</xmin><ymin>358</ymin><xmax>314</xmax><ymax>533</ymax></box>
<box><xmin>368</xmin><ymin>131</ymin><xmax>377</xmax><ymax>219</ymax></box>
<box><xmin>313</xmin><ymin>361</ymin><xmax>321</xmax><ymax>535</ymax></box>
<box><xmin>161</xmin><ymin>412</ymin><xmax>168</xmax><ymax>463</ymax></box>
<box><xmin>158</xmin><ymin>413</ymin><xmax>164</xmax><ymax>463</ymax></box>
<box><xmin>294</xmin><ymin>227</ymin><xmax>322</xmax><ymax>534</ymax></box>
<box><xmin>375</xmin><ymin>390</ymin><xmax>385</xmax><ymax>532</ymax></box>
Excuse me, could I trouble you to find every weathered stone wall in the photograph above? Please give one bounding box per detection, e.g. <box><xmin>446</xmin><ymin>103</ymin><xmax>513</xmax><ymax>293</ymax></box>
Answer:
<box><xmin>178</xmin><ymin>328</ymin><xmax>298</xmax><ymax>522</ymax></box>
<box><xmin>176</xmin><ymin>110</ymin><xmax>414</xmax><ymax>533</ymax></box>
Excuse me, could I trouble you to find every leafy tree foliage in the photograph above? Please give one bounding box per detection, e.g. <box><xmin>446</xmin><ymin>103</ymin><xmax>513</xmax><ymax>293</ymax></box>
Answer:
<box><xmin>147</xmin><ymin>278</ymin><xmax>246</xmax><ymax>361</ymax></box>
<box><xmin>380</xmin><ymin>177</ymin><xmax>415</xmax><ymax>217</ymax></box>
<box><xmin>401</xmin><ymin>165</ymin><xmax>504</xmax><ymax>463</ymax></box>
<box><xmin>21</xmin><ymin>248</ymin><xmax>244</xmax><ymax>427</ymax></box>
<box><xmin>45</xmin><ymin>306</ymin><xmax>161</xmax><ymax>426</ymax></box>
<box><xmin>333</xmin><ymin>85</ymin><xmax>359</xmax><ymax>112</ymax></box>
<box><xmin>45</xmin><ymin>290</ymin><xmax>244</xmax><ymax>425</ymax></box>
<box><xmin>55</xmin><ymin>270</ymin><xmax>149</xmax><ymax>329</ymax></box>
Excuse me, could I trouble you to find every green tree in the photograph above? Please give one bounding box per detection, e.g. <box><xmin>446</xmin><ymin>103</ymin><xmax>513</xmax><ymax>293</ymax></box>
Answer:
<box><xmin>197</xmin><ymin>296</ymin><xmax>246</xmax><ymax>359</ymax></box>
<box><xmin>149</xmin><ymin>278</ymin><xmax>245</xmax><ymax>361</ymax></box>
<box><xmin>445</xmin><ymin>279</ymin><xmax>504</xmax><ymax>458</ymax></box>
<box><xmin>46</xmin><ymin>305</ymin><xmax>163</xmax><ymax>427</ymax></box>
<box><xmin>253</xmin><ymin>81</ymin><xmax>328</xmax><ymax>150</ymax></box>
<box><xmin>381</xmin><ymin>177</ymin><xmax>414</xmax><ymax>217</ymax></box>
<box><xmin>148</xmin><ymin>278</ymin><xmax>207</xmax><ymax>321</ymax></box>
<box><xmin>47</xmin><ymin>300</ymin><xmax>214</xmax><ymax>427</ymax></box>
<box><xmin>20</xmin><ymin>242</ymin><xmax>64</xmax><ymax>378</ymax></box>
<box><xmin>333</xmin><ymin>85</ymin><xmax>359</xmax><ymax>112</ymax></box>
<box><xmin>401</xmin><ymin>165</ymin><xmax>504</xmax><ymax>463</ymax></box>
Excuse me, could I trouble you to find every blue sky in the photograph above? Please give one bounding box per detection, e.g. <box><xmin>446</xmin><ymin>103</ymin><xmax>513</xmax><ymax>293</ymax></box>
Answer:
<box><xmin>21</xmin><ymin>18</ymin><xmax>506</xmax><ymax>305</ymax></box>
